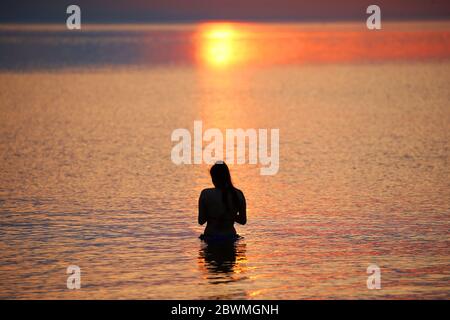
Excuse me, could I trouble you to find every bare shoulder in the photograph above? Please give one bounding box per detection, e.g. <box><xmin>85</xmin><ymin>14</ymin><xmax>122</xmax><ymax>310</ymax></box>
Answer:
<box><xmin>234</xmin><ymin>188</ymin><xmax>245</xmax><ymax>200</ymax></box>
<box><xmin>200</xmin><ymin>188</ymin><xmax>215</xmax><ymax>197</ymax></box>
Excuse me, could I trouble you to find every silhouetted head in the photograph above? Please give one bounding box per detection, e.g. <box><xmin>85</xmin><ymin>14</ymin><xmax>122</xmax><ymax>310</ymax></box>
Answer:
<box><xmin>210</xmin><ymin>161</ymin><xmax>240</xmax><ymax>211</ymax></box>
<box><xmin>210</xmin><ymin>161</ymin><xmax>232</xmax><ymax>189</ymax></box>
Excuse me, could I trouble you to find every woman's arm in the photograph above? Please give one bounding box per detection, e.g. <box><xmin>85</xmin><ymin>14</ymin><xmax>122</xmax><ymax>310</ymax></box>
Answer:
<box><xmin>198</xmin><ymin>190</ymin><xmax>208</xmax><ymax>225</ymax></box>
<box><xmin>235</xmin><ymin>191</ymin><xmax>247</xmax><ymax>225</ymax></box>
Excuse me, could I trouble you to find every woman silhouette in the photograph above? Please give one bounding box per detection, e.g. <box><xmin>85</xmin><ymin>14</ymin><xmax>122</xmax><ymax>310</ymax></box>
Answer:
<box><xmin>198</xmin><ymin>162</ymin><xmax>246</xmax><ymax>242</ymax></box>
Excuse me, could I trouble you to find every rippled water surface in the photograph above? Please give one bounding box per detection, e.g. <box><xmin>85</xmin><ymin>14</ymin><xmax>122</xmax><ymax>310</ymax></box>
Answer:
<box><xmin>0</xmin><ymin>22</ymin><xmax>449</xmax><ymax>299</ymax></box>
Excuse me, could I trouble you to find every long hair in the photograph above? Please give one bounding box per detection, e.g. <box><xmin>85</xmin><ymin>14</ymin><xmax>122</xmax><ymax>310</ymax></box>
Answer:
<box><xmin>210</xmin><ymin>162</ymin><xmax>239</xmax><ymax>212</ymax></box>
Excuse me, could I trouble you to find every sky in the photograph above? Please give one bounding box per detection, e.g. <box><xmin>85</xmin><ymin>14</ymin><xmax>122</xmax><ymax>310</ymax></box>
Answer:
<box><xmin>1</xmin><ymin>0</ymin><xmax>450</xmax><ymax>23</ymax></box>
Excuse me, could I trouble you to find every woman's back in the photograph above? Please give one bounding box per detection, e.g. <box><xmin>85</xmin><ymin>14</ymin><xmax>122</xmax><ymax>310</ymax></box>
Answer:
<box><xmin>198</xmin><ymin>162</ymin><xmax>247</xmax><ymax>239</ymax></box>
<box><xmin>199</xmin><ymin>187</ymin><xmax>246</xmax><ymax>236</ymax></box>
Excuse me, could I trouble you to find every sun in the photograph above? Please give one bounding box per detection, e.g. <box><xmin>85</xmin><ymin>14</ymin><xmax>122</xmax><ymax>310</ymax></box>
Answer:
<box><xmin>198</xmin><ymin>23</ymin><xmax>241</xmax><ymax>68</ymax></box>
